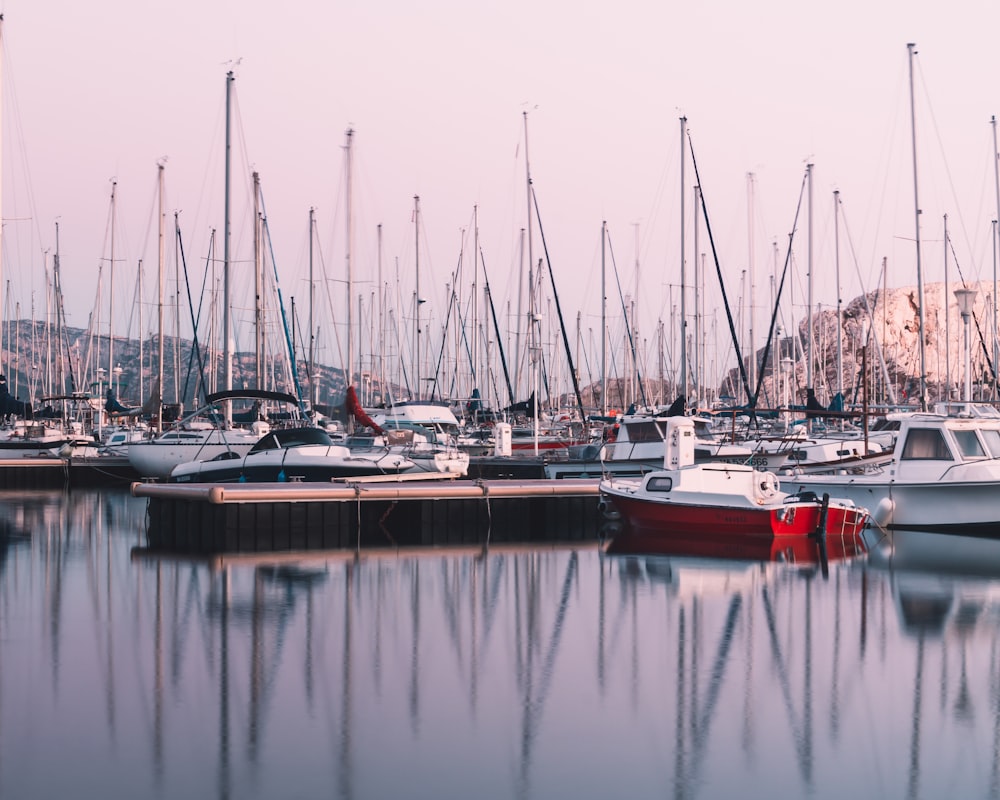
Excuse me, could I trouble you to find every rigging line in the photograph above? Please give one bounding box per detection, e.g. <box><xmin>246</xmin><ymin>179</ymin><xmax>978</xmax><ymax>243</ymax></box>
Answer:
<box><xmin>259</xmin><ymin>204</ymin><xmax>306</xmax><ymax>410</ymax></box>
<box><xmin>527</xmin><ymin>177</ymin><xmax>585</xmax><ymax>420</ymax></box>
<box><xmin>605</xmin><ymin>233</ymin><xmax>648</xmax><ymax>408</ymax></box>
<box><xmin>686</xmin><ymin>130</ymin><xmax>755</xmax><ymax>424</ymax></box>
<box><xmin>915</xmin><ymin>57</ymin><xmax>989</xmax><ymax>283</ymax></box>
<box><xmin>316</xmin><ymin>221</ymin><xmax>347</xmax><ymax>392</ymax></box>
<box><xmin>836</xmin><ymin>196</ymin><xmax>898</xmax><ymax>405</ymax></box>
<box><xmin>175</xmin><ymin>216</ymin><xmax>210</xmax><ymax>406</ymax></box>
<box><xmin>948</xmin><ymin>235</ymin><xmax>997</xmax><ymax>387</ymax></box>
<box><xmin>479</xmin><ymin>244</ymin><xmax>516</xmax><ymax>407</ymax></box>
<box><xmin>429</xmin><ymin>265</ymin><xmax>461</xmax><ymax>402</ymax></box>
<box><xmin>750</xmin><ymin>169</ymin><xmax>807</xmax><ymax>415</ymax></box>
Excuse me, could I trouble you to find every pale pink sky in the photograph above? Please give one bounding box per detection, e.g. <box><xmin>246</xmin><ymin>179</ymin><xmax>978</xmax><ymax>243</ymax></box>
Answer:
<box><xmin>3</xmin><ymin>0</ymin><xmax>1000</xmax><ymax>392</ymax></box>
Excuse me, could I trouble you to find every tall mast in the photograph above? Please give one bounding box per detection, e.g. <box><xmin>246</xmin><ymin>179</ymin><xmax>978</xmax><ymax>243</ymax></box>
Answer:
<box><xmin>308</xmin><ymin>207</ymin><xmax>316</xmax><ymax>405</ymax></box>
<box><xmin>693</xmin><ymin>185</ymin><xmax>700</xmax><ymax>408</ymax></box>
<box><xmin>413</xmin><ymin>194</ymin><xmax>421</xmax><ymax>400</ymax></box>
<box><xmin>601</xmin><ymin>220</ymin><xmax>607</xmax><ymax>415</ymax></box>
<box><xmin>834</xmin><ymin>190</ymin><xmax>844</xmax><ymax>400</ymax></box>
<box><xmin>472</xmin><ymin>204</ymin><xmax>479</xmax><ymax>397</ymax></box>
<box><xmin>222</xmin><ymin>70</ymin><xmax>234</xmax><ymax>422</ymax></box>
<box><xmin>806</xmin><ymin>162</ymin><xmax>814</xmax><ymax>392</ymax></box>
<box><xmin>747</xmin><ymin>172</ymin><xmax>756</xmax><ymax>393</ymax></box>
<box><xmin>108</xmin><ymin>179</ymin><xmax>117</xmax><ymax>396</ymax></box>
<box><xmin>522</xmin><ymin>111</ymin><xmax>535</xmax><ymax>405</ymax></box>
<box><xmin>253</xmin><ymin>171</ymin><xmax>263</xmax><ymax>387</ymax></box>
<box><xmin>945</xmin><ymin>215</ymin><xmax>952</xmax><ymax>399</ymax></box>
<box><xmin>0</xmin><ymin>16</ymin><xmax>5</xmax><ymax>374</ymax></box>
<box><xmin>377</xmin><ymin>223</ymin><xmax>384</xmax><ymax>401</ymax></box>
<box><xmin>679</xmin><ymin>116</ymin><xmax>688</xmax><ymax>403</ymax></box>
<box><xmin>908</xmin><ymin>42</ymin><xmax>928</xmax><ymax>410</ymax></box>
<box><xmin>991</xmin><ymin>115</ymin><xmax>1000</xmax><ymax>397</ymax></box>
<box><xmin>345</xmin><ymin>128</ymin><xmax>354</xmax><ymax>392</ymax></box>
<box><xmin>157</xmin><ymin>161</ymin><xmax>165</xmax><ymax>430</ymax></box>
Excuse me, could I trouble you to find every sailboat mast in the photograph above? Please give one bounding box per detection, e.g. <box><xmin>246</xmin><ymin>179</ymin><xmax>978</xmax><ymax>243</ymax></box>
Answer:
<box><xmin>413</xmin><ymin>194</ymin><xmax>421</xmax><ymax>400</ymax></box>
<box><xmin>908</xmin><ymin>42</ymin><xmax>928</xmax><ymax>410</ymax></box>
<box><xmin>522</xmin><ymin>111</ymin><xmax>535</xmax><ymax>406</ymax></box>
<box><xmin>253</xmin><ymin>171</ymin><xmax>263</xmax><ymax>387</ymax></box>
<box><xmin>834</xmin><ymin>190</ymin><xmax>843</xmax><ymax>400</ymax></box>
<box><xmin>945</xmin><ymin>214</ymin><xmax>951</xmax><ymax>399</ymax></box>
<box><xmin>156</xmin><ymin>162</ymin><xmax>166</xmax><ymax>431</ymax></box>
<box><xmin>693</xmin><ymin>185</ymin><xmax>701</xmax><ymax>407</ymax></box>
<box><xmin>222</xmin><ymin>70</ymin><xmax>234</xmax><ymax>422</ymax></box>
<box><xmin>601</xmin><ymin>220</ymin><xmax>607</xmax><ymax>415</ymax></box>
<box><xmin>108</xmin><ymin>180</ymin><xmax>117</xmax><ymax>396</ymax></box>
<box><xmin>747</xmin><ymin>172</ymin><xmax>756</xmax><ymax>393</ymax></box>
<box><xmin>806</xmin><ymin>162</ymin><xmax>813</xmax><ymax>393</ymax></box>
<box><xmin>345</xmin><ymin>128</ymin><xmax>354</xmax><ymax>392</ymax></box>
<box><xmin>377</xmin><ymin>222</ymin><xmax>384</xmax><ymax>402</ymax></box>
<box><xmin>308</xmin><ymin>206</ymin><xmax>316</xmax><ymax>405</ymax></box>
<box><xmin>991</xmin><ymin>115</ymin><xmax>1000</xmax><ymax>397</ymax></box>
<box><xmin>679</xmin><ymin>116</ymin><xmax>688</xmax><ymax>404</ymax></box>
<box><xmin>472</xmin><ymin>205</ymin><xmax>479</xmax><ymax>397</ymax></box>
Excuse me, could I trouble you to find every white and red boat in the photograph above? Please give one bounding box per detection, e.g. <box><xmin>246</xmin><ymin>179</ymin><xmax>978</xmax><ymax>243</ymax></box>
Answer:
<box><xmin>599</xmin><ymin>417</ymin><xmax>869</xmax><ymax>546</ymax></box>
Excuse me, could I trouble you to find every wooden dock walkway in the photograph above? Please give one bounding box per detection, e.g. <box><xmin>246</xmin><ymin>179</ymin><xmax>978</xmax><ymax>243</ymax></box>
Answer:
<box><xmin>133</xmin><ymin>478</ymin><xmax>604</xmax><ymax>554</ymax></box>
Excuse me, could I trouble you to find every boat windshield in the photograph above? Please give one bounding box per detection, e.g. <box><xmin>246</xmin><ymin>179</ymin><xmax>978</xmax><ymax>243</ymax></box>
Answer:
<box><xmin>249</xmin><ymin>427</ymin><xmax>333</xmax><ymax>454</ymax></box>
<box><xmin>980</xmin><ymin>428</ymin><xmax>1000</xmax><ymax>458</ymax></box>
<box><xmin>900</xmin><ymin>428</ymin><xmax>953</xmax><ymax>461</ymax></box>
<box><xmin>953</xmin><ymin>429</ymin><xmax>987</xmax><ymax>459</ymax></box>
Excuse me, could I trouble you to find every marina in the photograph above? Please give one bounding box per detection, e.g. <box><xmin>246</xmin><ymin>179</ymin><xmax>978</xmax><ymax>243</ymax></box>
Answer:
<box><xmin>4</xmin><ymin>4</ymin><xmax>1000</xmax><ymax>798</ymax></box>
<box><xmin>3</xmin><ymin>489</ymin><xmax>1000</xmax><ymax>799</ymax></box>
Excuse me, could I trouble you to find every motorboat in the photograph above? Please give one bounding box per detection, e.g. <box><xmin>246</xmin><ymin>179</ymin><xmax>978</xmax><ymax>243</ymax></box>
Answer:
<box><xmin>170</xmin><ymin>426</ymin><xmax>414</xmax><ymax>483</ymax></box>
<box><xmin>599</xmin><ymin>416</ymin><xmax>869</xmax><ymax>548</ymax></box>
<box><xmin>601</xmin><ymin>410</ymin><xmax>790</xmax><ymax>472</ymax></box>
<box><xmin>354</xmin><ymin>396</ymin><xmax>469</xmax><ymax>475</ymax></box>
<box><xmin>347</xmin><ymin>424</ymin><xmax>469</xmax><ymax>475</ymax></box>
<box><xmin>128</xmin><ymin>389</ymin><xmax>299</xmax><ymax>479</ymax></box>
<box><xmin>784</xmin><ymin>407</ymin><xmax>1000</xmax><ymax>533</ymax></box>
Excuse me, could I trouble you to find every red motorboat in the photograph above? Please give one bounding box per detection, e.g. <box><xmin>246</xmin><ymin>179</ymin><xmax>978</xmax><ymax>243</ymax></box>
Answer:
<box><xmin>599</xmin><ymin>417</ymin><xmax>870</xmax><ymax>550</ymax></box>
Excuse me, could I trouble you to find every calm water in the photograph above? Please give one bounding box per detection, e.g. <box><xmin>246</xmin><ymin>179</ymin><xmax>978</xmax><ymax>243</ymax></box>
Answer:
<box><xmin>1</xmin><ymin>489</ymin><xmax>999</xmax><ymax>800</ymax></box>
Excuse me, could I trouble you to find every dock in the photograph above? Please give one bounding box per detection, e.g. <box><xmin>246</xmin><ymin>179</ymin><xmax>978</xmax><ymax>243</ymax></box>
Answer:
<box><xmin>134</xmin><ymin>477</ymin><xmax>603</xmax><ymax>554</ymax></box>
<box><xmin>0</xmin><ymin>455</ymin><xmax>139</xmax><ymax>489</ymax></box>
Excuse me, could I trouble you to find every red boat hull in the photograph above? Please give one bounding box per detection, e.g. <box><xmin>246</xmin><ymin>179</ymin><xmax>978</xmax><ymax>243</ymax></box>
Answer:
<box><xmin>606</xmin><ymin>491</ymin><xmax>866</xmax><ymax>536</ymax></box>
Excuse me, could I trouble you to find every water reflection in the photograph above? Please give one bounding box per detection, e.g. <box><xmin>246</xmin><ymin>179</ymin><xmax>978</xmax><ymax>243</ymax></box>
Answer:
<box><xmin>2</xmin><ymin>491</ymin><xmax>1000</xmax><ymax>799</ymax></box>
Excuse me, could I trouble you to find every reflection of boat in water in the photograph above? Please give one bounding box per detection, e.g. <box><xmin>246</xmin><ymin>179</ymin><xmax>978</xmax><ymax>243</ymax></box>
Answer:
<box><xmin>607</xmin><ymin>526</ymin><xmax>867</xmax><ymax>565</ymax></box>
<box><xmin>600</xmin><ymin>417</ymin><xmax>869</xmax><ymax>547</ymax></box>
<box><xmin>870</xmin><ymin>526</ymin><xmax>1000</xmax><ymax>579</ymax></box>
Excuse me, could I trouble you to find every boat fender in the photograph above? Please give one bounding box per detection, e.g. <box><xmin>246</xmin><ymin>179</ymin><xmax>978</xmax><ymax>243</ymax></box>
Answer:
<box><xmin>872</xmin><ymin>497</ymin><xmax>894</xmax><ymax>527</ymax></box>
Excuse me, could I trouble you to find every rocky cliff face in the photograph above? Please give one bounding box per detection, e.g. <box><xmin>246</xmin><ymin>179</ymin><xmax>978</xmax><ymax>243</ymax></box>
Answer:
<box><xmin>730</xmin><ymin>280</ymin><xmax>998</xmax><ymax>408</ymax></box>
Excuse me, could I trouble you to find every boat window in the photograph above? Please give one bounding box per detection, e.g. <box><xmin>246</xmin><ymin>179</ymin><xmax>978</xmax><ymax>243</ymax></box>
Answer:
<box><xmin>980</xmin><ymin>429</ymin><xmax>1000</xmax><ymax>458</ymax></box>
<box><xmin>646</xmin><ymin>476</ymin><xmax>673</xmax><ymax>492</ymax></box>
<box><xmin>624</xmin><ymin>422</ymin><xmax>663</xmax><ymax>443</ymax></box>
<box><xmin>953</xmin><ymin>429</ymin><xmax>986</xmax><ymax>459</ymax></box>
<box><xmin>900</xmin><ymin>428</ymin><xmax>953</xmax><ymax>461</ymax></box>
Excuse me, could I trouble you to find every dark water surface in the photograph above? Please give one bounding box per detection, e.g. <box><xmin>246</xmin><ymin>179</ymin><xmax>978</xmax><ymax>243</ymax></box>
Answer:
<box><xmin>1</xmin><ymin>489</ymin><xmax>999</xmax><ymax>799</ymax></box>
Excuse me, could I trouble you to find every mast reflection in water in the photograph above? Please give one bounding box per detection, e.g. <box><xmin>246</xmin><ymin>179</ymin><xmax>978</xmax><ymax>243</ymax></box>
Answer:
<box><xmin>1</xmin><ymin>490</ymin><xmax>999</xmax><ymax>799</ymax></box>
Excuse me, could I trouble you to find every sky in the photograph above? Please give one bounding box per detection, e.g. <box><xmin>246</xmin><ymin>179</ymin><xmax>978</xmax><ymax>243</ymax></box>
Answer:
<box><xmin>3</xmin><ymin>0</ymin><xmax>1000</xmax><ymax>397</ymax></box>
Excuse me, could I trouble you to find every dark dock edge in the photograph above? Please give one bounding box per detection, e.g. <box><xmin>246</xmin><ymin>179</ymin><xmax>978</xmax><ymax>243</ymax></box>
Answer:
<box><xmin>132</xmin><ymin>479</ymin><xmax>604</xmax><ymax>555</ymax></box>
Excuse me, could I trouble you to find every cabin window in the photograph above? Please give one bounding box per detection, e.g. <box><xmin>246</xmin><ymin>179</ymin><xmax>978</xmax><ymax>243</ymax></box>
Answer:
<box><xmin>953</xmin><ymin>429</ymin><xmax>986</xmax><ymax>459</ymax></box>
<box><xmin>624</xmin><ymin>422</ymin><xmax>663</xmax><ymax>443</ymax></box>
<box><xmin>646</xmin><ymin>476</ymin><xmax>673</xmax><ymax>492</ymax></box>
<box><xmin>981</xmin><ymin>429</ymin><xmax>1000</xmax><ymax>458</ymax></box>
<box><xmin>900</xmin><ymin>428</ymin><xmax>953</xmax><ymax>461</ymax></box>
